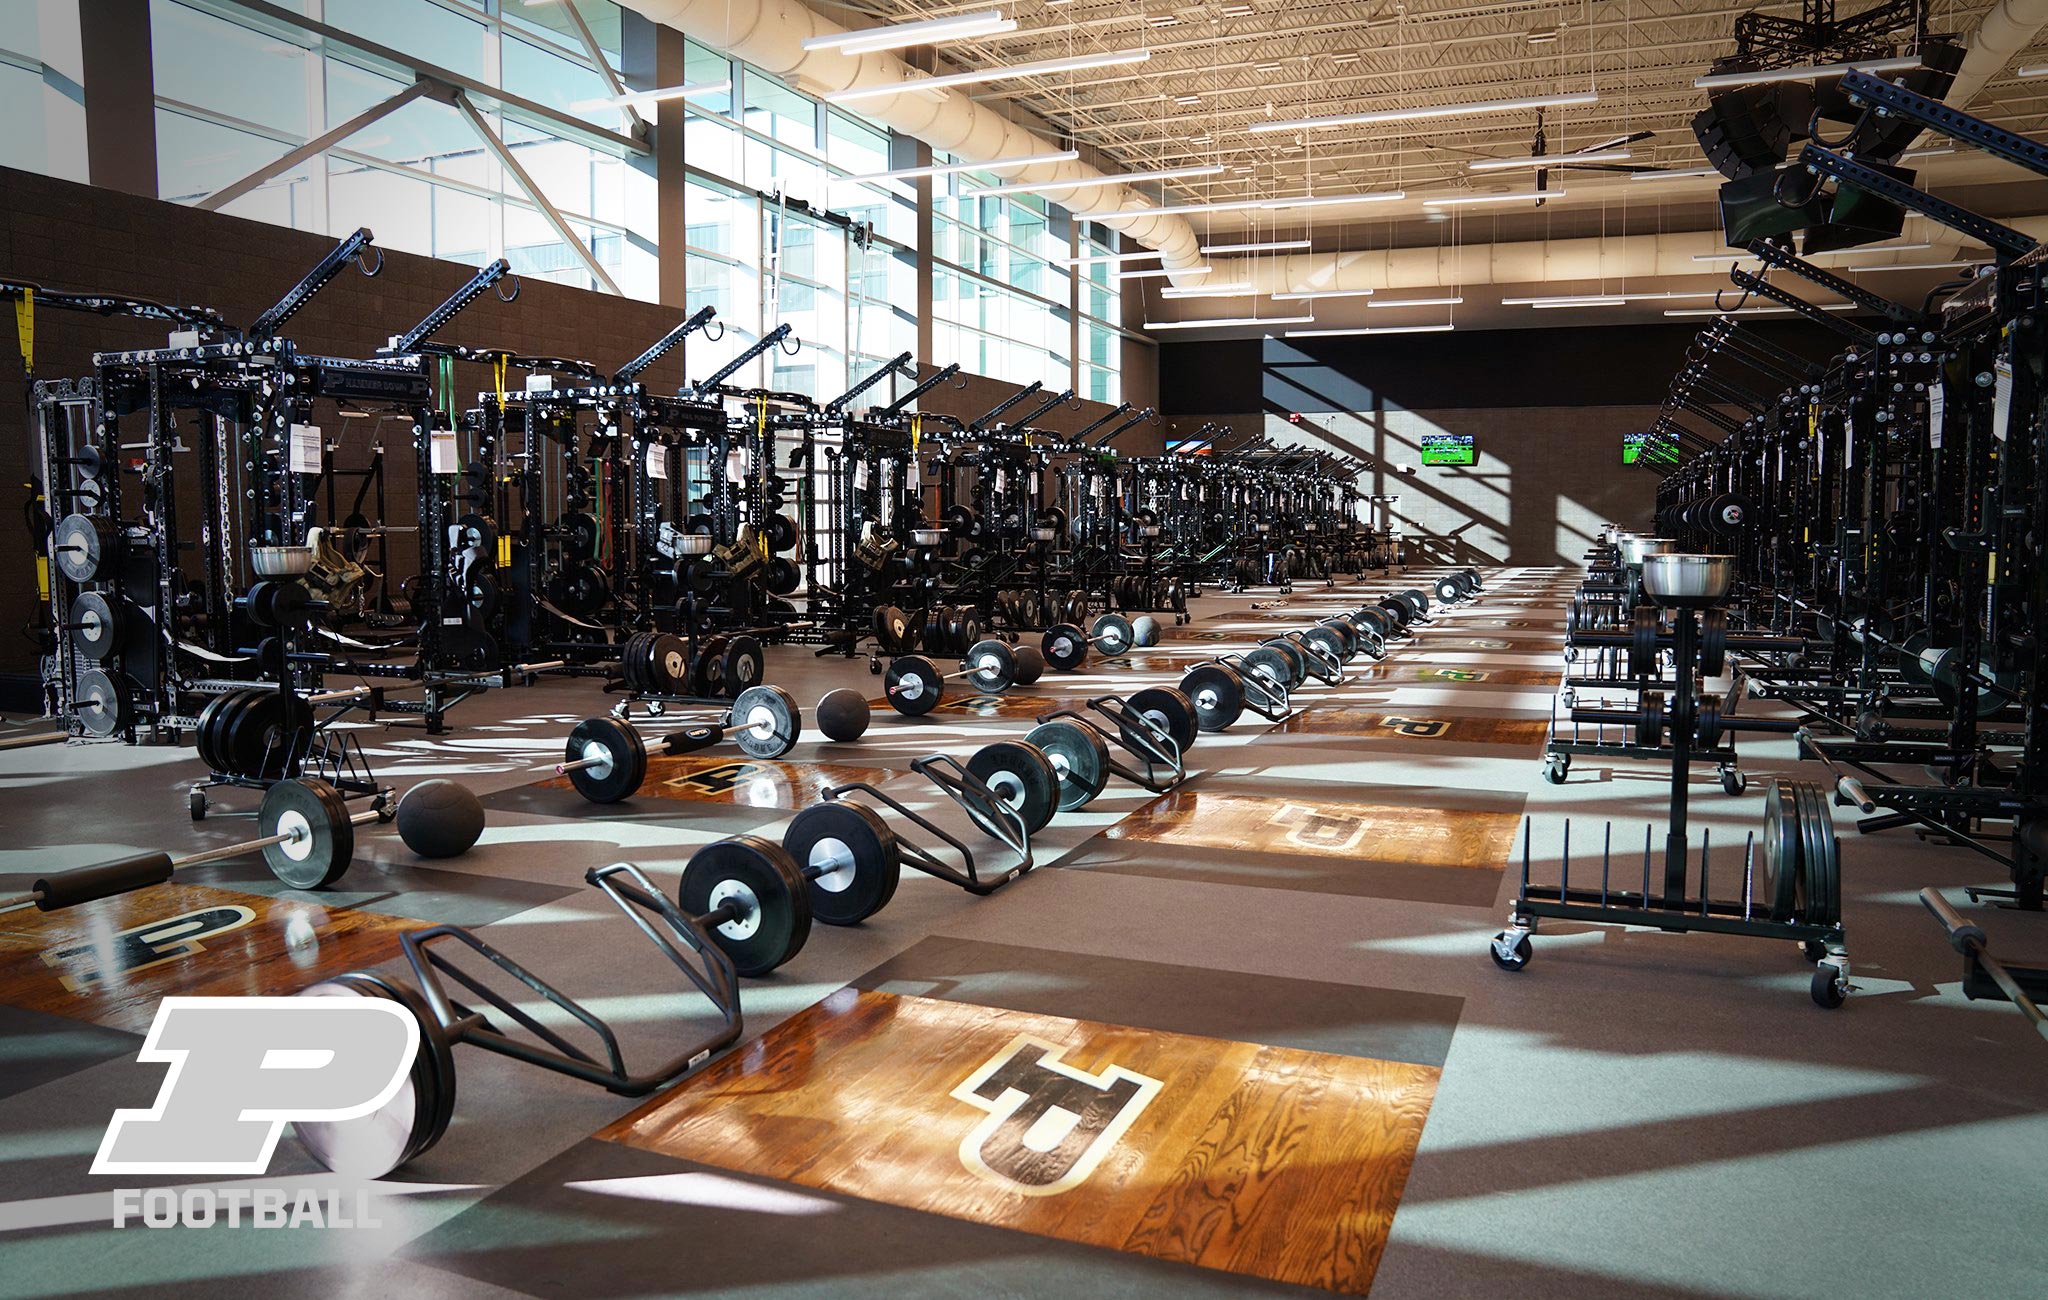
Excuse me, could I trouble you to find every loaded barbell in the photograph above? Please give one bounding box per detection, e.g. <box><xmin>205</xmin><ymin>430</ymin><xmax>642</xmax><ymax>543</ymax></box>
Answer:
<box><xmin>884</xmin><ymin>639</ymin><xmax>1019</xmax><ymax>716</ymax></box>
<box><xmin>1040</xmin><ymin>612</ymin><xmax>1162</xmax><ymax>671</ymax></box>
<box><xmin>555</xmin><ymin>685</ymin><xmax>802</xmax><ymax>803</ymax></box>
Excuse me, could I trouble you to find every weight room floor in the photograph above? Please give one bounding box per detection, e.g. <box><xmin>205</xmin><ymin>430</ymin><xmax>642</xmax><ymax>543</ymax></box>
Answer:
<box><xmin>2</xmin><ymin>569</ymin><xmax>2044</xmax><ymax>1298</ymax></box>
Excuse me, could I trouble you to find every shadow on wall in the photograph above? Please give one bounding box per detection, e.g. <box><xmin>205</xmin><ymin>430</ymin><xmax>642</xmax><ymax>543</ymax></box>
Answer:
<box><xmin>1252</xmin><ymin>338</ymin><xmax>1659</xmax><ymax>565</ymax></box>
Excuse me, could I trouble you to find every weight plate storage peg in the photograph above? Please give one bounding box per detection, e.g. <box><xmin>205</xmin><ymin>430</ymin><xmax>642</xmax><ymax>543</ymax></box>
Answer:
<box><xmin>676</xmin><ymin>835</ymin><xmax>811</xmax><ymax>976</ymax></box>
<box><xmin>52</xmin><ymin>513</ymin><xmax>117</xmax><ymax>583</ymax></box>
<box><xmin>966</xmin><ymin>739</ymin><xmax>1062</xmax><ymax>832</ymax></box>
<box><xmin>74</xmin><ymin>667</ymin><xmax>131</xmax><ymax>738</ymax></box>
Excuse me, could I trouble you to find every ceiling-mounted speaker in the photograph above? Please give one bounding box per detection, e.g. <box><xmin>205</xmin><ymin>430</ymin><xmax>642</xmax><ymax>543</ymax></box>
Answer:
<box><xmin>1692</xmin><ymin>81</ymin><xmax>1809</xmax><ymax>181</ymax></box>
<box><xmin>1717</xmin><ymin>166</ymin><xmax>1826</xmax><ymax>246</ymax></box>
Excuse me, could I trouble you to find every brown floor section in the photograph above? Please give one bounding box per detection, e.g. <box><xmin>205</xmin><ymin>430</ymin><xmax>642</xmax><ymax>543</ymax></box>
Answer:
<box><xmin>0</xmin><ymin>882</ymin><xmax>413</xmax><ymax>1033</ymax></box>
<box><xmin>1104</xmin><ymin>788</ymin><xmax>1519</xmax><ymax>869</ymax></box>
<box><xmin>1276</xmin><ymin>707</ymin><xmax>1551</xmax><ymax>749</ymax></box>
<box><xmin>864</xmin><ymin>691</ymin><xmax>1067</xmax><ymax>719</ymax></box>
<box><xmin>542</xmin><ymin>753</ymin><xmax>895</xmax><ymax>808</ymax></box>
<box><xmin>602</xmin><ymin>986</ymin><xmax>1439</xmax><ymax>1295</ymax></box>
<box><xmin>1355</xmin><ymin>664</ymin><xmax>1562</xmax><ymax>687</ymax></box>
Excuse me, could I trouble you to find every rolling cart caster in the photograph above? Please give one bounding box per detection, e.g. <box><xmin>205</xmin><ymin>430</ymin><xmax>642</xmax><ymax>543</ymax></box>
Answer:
<box><xmin>1490</xmin><ymin>928</ymin><xmax>1533</xmax><ymax>971</ymax></box>
<box><xmin>1560</xmin><ymin>687</ymin><xmax>1576</xmax><ymax>708</ymax></box>
<box><xmin>1811</xmin><ymin>962</ymin><xmax>1847</xmax><ymax>1009</ymax></box>
<box><xmin>868</xmin><ymin>656</ymin><xmax>882</xmax><ymax>675</ymax></box>
<box><xmin>1562</xmin><ymin>646</ymin><xmax>1578</xmax><ymax>663</ymax></box>
<box><xmin>189</xmin><ymin>787</ymin><xmax>207</xmax><ymax>821</ymax></box>
<box><xmin>1542</xmin><ymin>754</ymin><xmax>1569</xmax><ymax>785</ymax></box>
<box><xmin>646</xmin><ymin>700</ymin><xmax>666</xmax><ymax>717</ymax></box>
<box><xmin>1720</xmin><ymin>765</ymin><xmax>1747</xmax><ymax>797</ymax></box>
<box><xmin>610</xmin><ymin>700</ymin><xmax>631</xmax><ymax>720</ymax></box>
<box><xmin>1800</xmin><ymin>939</ymin><xmax>1826</xmax><ymax>963</ymax></box>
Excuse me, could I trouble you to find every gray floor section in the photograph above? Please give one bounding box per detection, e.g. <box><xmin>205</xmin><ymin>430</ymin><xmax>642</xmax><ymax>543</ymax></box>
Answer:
<box><xmin>0</xmin><ymin>568</ymin><xmax>2042</xmax><ymax>1298</ymax></box>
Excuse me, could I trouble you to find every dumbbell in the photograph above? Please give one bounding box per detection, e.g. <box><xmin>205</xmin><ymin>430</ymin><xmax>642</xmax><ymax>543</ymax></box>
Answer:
<box><xmin>883</xmin><ymin>639</ymin><xmax>1019</xmax><ymax>716</ymax></box>
<box><xmin>555</xmin><ymin>685</ymin><xmax>801</xmax><ymax>803</ymax></box>
<box><xmin>4</xmin><ymin>778</ymin><xmax>388</xmax><ymax>905</ymax></box>
<box><xmin>1039</xmin><ymin>613</ymin><xmax>1161</xmax><ymax>671</ymax></box>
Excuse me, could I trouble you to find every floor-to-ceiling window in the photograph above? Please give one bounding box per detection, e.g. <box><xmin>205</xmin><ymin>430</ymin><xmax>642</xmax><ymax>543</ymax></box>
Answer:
<box><xmin>931</xmin><ymin>155</ymin><xmax>1073</xmax><ymax>390</ymax></box>
<box><xmin>149</xmin><ymin>0</ymin><xmax>655</xmax><ymax>299</ymax></box>
<box><xmin>1079</xmin><ymin>221</ymin><xmax>1122</xmax><ymax>405</ymax></box>
<box><xmin>2</xmin><ymin>1</ymin><xmax>89</xmax><ymax>183</ymax></box>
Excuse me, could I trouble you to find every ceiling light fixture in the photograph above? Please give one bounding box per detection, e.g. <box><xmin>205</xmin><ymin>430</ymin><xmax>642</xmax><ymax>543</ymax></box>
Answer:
<box><xmin>1368</xmin><ymin>296</ymin><xmax>1464</xmax><ymax>307</ymax></box>
<box><xmin>1664</xmin><ymin>304</ymin><xmax>1856</xmax><ymax>317</ymax></box>
<box><xmin>969</xmin><ymin>163</ymin><xmax>1226</xmax><ymax>196</ymax></box>
<box><xmin>1118</xmin><ymin>265</ymin><xmax>1212</xmax><ymax>279</ymax></box>
<box><xmin>569</xmin><ymin>79</ymin><xmax>731</xmax><ymax>111</ymax></box>
<box><xmin>1284</xmin><ymin>323</ymin><xmax>1456</xmax><ymax>336</ymax></box>
<box><xmin>1175</xmin><ymin>94</ymin><xmax>1202</xmax><ymax>105</ymax></box>
<box><xmin>831</xmin><ymin>148</ymin><xmax>1079</xmax><ymax>186</ymax></box>
<box><xmin>1850</xmin><ymin>260</ymin><xmax>1976</xmax><ymax>272</ymax></box>
<box><xmin>1691</xmin><ymin>241</ymin><xmax>1931</xmax><ymax>263</ymax></box>
<box><xmin>1693</xmin><ymin>56</ymin><xmax>1922</xmax><ymax>90</ymax></box>
<box><xmin>1470</xmin><ymin>149</ymin><xmax>1629</xmax><ymax>171</ymax></box>
<box><xmin>1899</xmin><ymin>145</ymin><xmax>1955</xmax><ymax>160</ymax></box>
<box><xmin>1252</xmin><ymin>89</ymin><xmax>1597</xmax><ymax>134</ymax></box>
<box><xmin>1201</xmin><ymin>239</ymin><xmax>1313</xmax><ymax>254</ymax></box>
<box><xmin>1100</xmin><ymin>190</ymin><xmax>1405</xmax><ymax>218</ymax></box>
<box><xmin>1630</xmin><ymin>166</ymin><xmax>1719</xmax><ymax>181</ymax></box>
<box><xmin>2019</xmin><ymin>64</ymin><xmax>2048</xmax><ymax>77</ymax></box>
<box><xmin>1502</xmin><ymin>291</ymin><xmax>1725</xmax><ymax>307</ymax></box>
<box><xmin>1272</xmin><ymin>287</ymin><xmax>1374</xmax><ymax>299</ymax></box>
<box><xmin>1160</xmin><ymin>282</ymin><xmax>1258</xmax><ymax>298</ymax></box>
<box><xmin>802</xmin><ymin>9</ymin><xmax>1016</xmax><ymax>54</ymax></box>
<box><xmin>1146</xmin><ymin>313</ymin><xmax>1318</xmax><ymax>330</ymax></box>
<box><xmin>1421</xmin><ymin>190</ymin><xmax>1564</xmax><ymax>207</ymax></box>
<box><xmin>1062</xmin><ymin>250</ymin><xmax>1164</xmax><ymax>266</ymax></box>
<box><xmin>1220</xmin><ymin>3</ymin><xmax>1255</xmax><ymax>16</ymax></box>
<box><xmin>826</xmin><ymin>49</ymin><xmax>1151</xmax><ymax>104</ymax></box>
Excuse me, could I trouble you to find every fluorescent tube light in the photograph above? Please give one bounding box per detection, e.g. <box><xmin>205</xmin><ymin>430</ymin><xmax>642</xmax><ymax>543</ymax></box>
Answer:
<box><xmin>1503</xmin><ymin>291</ymin><xmax>1722</xmax><ymax>306</ymax></box>
<box><xmin>1063</xmin><ymin>250</ymin><xmax>1164</xmax><ymax>266</ymax></box>
<box><xmin>968</xmin><ymin>163</ymin><xmax>1225</xmax><ymax>196</ymax></box>
<box><xmin>1099</xmin><ymin>190</ymin><xmax>1404</xmax><ymax>218</ymax></box>
<box><xmin>1284</xmin><ymin>324</ymin><xmax>1455</xmax><ymax>336</ymax></box>
<box><xmin>1272</xmin><ymin>287</ymin><xmax>1374</xmax><ymax>299</ymax></box>
<box><xmin>1145</xmin><ymin>314</ymin><xmax>1317</xmax><ymax>329</ymax></box>
<box><xmin>1118</xmin><ymin>266</ymin><xmax>1211</xmax><ymax>280</ymax></box>
<box><xmin>1664</xmin><ymin>304</ymin><xmax>1856</xmax><ymax>317</ymax></box>
<box><xmin>1470</xmin><ymin>150</ymin><xmax>1629</xmax><ymax>171</ymax></box>
<box><xmin>569</xmin><ymin>80</ymin><xmax>730</xmax><ymax>111</ymax></box>
<box><xmin>1694</xmin><ymin>56</ymin><xmax>1921</xmax><ymax>90</ymax></box>
<box><xmin>1630</xmin><ymin>166</ymin><xmax>1719</xmax><ymax>181</ymax></box>
<box><xmin>826</xmin><ymin>49</ymin><xmax>1151</xmax><ymax>104</ymax></box>
<box><xmin>803</xmin><ymin>10</ymin><xmax>1016</xmax><ymax>54</ymax></box>
<box><xmin>831</xmin><ymin>149</ymin><xmax>1079</xmax><ymax>186</ymax></box>
<box><xmin>1691</xmin><ymin>241</ymin><xmax>1930</xmax><ymax>263</ymax></box>
<box><xmin>1201</xmin><ymin>239</ymin><xmax>1313</xmax><ymax>254</ymax></box>
<box><xmin>1368</xmin><ymin>296</ymin><xmax>1463</xmax><ymax>307</ymax></box>
<box><xmin>1251</xmin><ymin>90</ymin><xmax>1597</xmax><ymax>134</ymax></box>
<box><xmin>1159</xmin><ymin>282</ymin><xmax>1256</xmax><ymax>298</ymax></box>
<box><xmin>1422</xmin><ymin>190</ymin><xmax>1563</xmax><ymax>207</ymax></box>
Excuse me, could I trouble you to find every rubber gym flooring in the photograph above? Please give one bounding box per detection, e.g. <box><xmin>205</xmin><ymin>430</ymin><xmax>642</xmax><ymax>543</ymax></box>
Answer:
<box><xmin>1</xmin><ymin>568</ymin><xmax>2045</xmax><ymax>1298</ymax></box>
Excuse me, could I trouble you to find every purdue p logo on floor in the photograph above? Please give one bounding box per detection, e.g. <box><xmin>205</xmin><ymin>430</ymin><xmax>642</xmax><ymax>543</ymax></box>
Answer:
<box><xmin>950</xmin><ymin>1034</ymin><xmax>1163</xmax><ymax>1196</ymax></box>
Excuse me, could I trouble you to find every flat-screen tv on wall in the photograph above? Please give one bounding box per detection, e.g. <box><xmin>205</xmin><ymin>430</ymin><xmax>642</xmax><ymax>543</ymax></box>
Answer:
<box><xmin>1419</xmin><ymin>433</ymin><xmax>1475</xmax><ymax>466</ymax></box>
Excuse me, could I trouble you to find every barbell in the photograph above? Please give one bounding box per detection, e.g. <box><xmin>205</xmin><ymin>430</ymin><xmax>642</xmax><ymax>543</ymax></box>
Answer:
<box><xmin>556</xmin><ymin>685</ymin><xmax>802</xmax><ymax>803</ymax></box>
<box><xmin>884</xmin><ymin>639</ymin><xmax>1019</xmax><ymax>716</ymax></box>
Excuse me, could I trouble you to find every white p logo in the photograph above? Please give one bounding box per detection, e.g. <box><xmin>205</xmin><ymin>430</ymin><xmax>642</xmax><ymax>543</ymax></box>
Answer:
<box><xmin>93</xmin><ymin>997</ymin><xmax>419</xmax><ymax>1175</ymax></box>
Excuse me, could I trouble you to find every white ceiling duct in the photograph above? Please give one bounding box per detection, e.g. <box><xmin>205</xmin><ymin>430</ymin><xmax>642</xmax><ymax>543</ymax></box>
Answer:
<box><xmin>616</xmin><ymin>0</ymin><xmax>1205</xmax><ymax>265</ymax></box>
<box><xmin>1945</xmin><ymin>0</ymin><xmax>2048</xmax><ymax>107</ymax></box>
<box><xmin>1183</xmin><ymin>217</ymin><xmax>2048</xmax><ymax>300</ymax></box>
